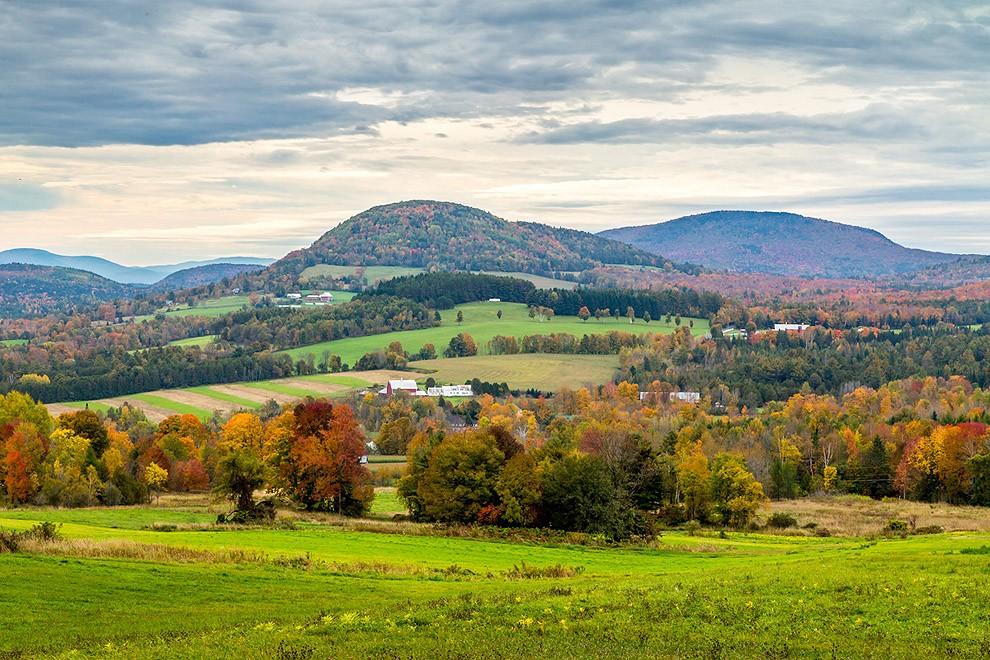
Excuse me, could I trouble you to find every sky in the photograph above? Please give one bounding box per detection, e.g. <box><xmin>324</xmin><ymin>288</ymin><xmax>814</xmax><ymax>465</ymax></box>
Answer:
<box><xmin>1</xmin><ymin>1</ymin><xmax>988</xmax><ymax>264</ymax></box>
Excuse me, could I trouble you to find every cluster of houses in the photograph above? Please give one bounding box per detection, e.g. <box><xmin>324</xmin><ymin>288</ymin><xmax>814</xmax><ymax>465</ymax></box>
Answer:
<box><xmin>278</xmin><ymin>291</ymin><xmax>335</xmax><ymax>308</ymax></box>
<box><xmin>638</xmin><ymin>390</ymin><xmax>702</xmax><ymax>404</ymax></box>
<box><xmin>379</xmin><ymin>379</ymin><xmax>474</xmax><ymax>398</ymax></box>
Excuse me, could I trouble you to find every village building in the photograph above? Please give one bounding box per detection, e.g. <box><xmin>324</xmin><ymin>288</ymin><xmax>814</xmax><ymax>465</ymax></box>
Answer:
<box><xmin>379</xmin><ymin>379</ymin><xmax>426</xmax><ymax>396</ymax></box>
<box><xmin>426</xmin><ymin>384</ymin><xmax>474</xmax><ymax>397</ymax></box>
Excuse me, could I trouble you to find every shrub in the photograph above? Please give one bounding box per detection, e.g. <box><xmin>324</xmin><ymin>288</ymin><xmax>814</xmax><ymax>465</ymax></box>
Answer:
<box><xmin>814</xmin><ymin>527</ymin><xmax>832</xmax><ymax>537</ymax></box>
<box><xmin>766</xmin><ymin>512</ymin><xmax>798</xmax><ymax>529</ymax></box>
<box><xmin>684</xmin><ymin>520</ymin><xmax>701</xmax><ymax>536</ymax></box>
<box><xmin>884</xmin><ymin>519</ymin><xmax>909</xmax><ymax>534</ymax></box>
<box><xmin>0</xmin><ymin>521</ymin><xmax>62</xmax><ymax>553</ymax></box>
<box><xmin>911</xmin><ymin>525</ymin><xmax>944</xmax><ymax>535</ymax></box>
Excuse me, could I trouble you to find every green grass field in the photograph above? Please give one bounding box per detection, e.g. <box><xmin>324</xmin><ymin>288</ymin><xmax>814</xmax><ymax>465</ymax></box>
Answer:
<box><xmin>0</xmin><ymin>338</ymin><xmax>28</xmax><ymax>347</ymax></box>
<box><xmin>280</xmin><ymin>301</ymin><xmax>708</xmax><ymax>367</ymax></box>
<box><xmin>168</xmin><ymin>334</ymin><xmax>219</xmax><ymax>348</ymax></box>
<box><xmin>1</xmin><ymin>498</ymin><xmax>989</xmax><ymax>657</ymax></box>
<box><xmin>414</xmin><ymin>354</ymin><xmax>621</xmax><ymax>391</ymax></box>
<box><xmin>477</xmin><ymin>271</ymin><xmax>578</xmax><ymax>290</ymax></box>
<box><xmin>183</xmin><ymin>386</ymin><xmax>263</xmax><ymax>410</ymax></box>
<box><xmin>130</xmin><ymin>393</ymin><xmax>215</xmax><ymax>421</ymax></box>
<box><xmin>299</xmin><ymin>264</ymin><xmax>424</xmax><ymax>284</ymax></box>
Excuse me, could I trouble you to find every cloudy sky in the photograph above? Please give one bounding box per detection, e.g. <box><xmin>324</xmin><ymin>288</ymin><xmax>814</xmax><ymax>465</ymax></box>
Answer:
<box><xmin>1</xmin><ymin>1</ymin><xmax>988</xmax><ymax>264</ymax></box>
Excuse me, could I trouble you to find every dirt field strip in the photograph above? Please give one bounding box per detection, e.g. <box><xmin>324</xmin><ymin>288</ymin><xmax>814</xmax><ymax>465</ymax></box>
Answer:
<box><xmin>221</xmin><ymin>384</ymin><xmax>301</xmax><ymax>404</ymax></box>
<box><xmin>43</xmin><ymin>403</ymin><xmax>77</xmax><ymax>417</ymax></box>
<box><xmin>206</xmin><ymin>384</ymin><xmax>281</xmax><ymax>404</ymax></box>
<box><xmin>347</xmin><ymin>369</ymin><xmax>427</xmax><ymax>383</ymax></box>
<box><xmin>276</xmin><ymin>379</ymin><xmax>349</xmax><ymax>396</ymax></box>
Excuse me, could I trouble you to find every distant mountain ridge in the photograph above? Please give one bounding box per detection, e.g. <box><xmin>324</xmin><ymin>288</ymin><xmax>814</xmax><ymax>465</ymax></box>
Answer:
<box><xmin>150</xmin><ymin>263</ymin><xmax>264</xmax><ymax>291</ymax></box>
<box><xmin>0</xmin><ymin>248</ymin><xmax>273</xmax><ymax>284</ymax></box>
<box><xmin>599</xmin><ymin>210</ymin><xmax>962</xmax><ymax>278</ymax></box>
<box><xmin>268</xmin><ymin>200</ymin><xmax>681</xmax><ymax>281</ymax></box>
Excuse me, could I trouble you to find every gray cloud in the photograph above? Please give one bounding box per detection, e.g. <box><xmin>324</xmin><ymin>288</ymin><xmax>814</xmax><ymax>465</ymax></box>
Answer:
<box><xmin>1</xmin><ymin>1</ymin><xmax>986</xmax><ymax>147</ymax></box>
<box><xmin>515</xmin><ymin>105</ymin><xmax>932</xmax><ymax>145</ymax></box>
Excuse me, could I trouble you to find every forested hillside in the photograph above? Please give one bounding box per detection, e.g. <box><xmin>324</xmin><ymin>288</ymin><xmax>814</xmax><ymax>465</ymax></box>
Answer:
<box><xmin>267</xmin><ymin>200</ymin><xmax>681</xmax><ymax>281</ymax></box>
<box><xmin>151</xmin><ymin>263</ymin><xmax>263</xmax><ymax>291</ymax></box>
<box><xmin>601</xmin><ymin>210</ymin><xmax>959</xmax><ymax>278</ymax></box>
<box><xmin>0</xmin><ymin>264</ymin><xmax>134</xmax><ymax>317</ymax></box>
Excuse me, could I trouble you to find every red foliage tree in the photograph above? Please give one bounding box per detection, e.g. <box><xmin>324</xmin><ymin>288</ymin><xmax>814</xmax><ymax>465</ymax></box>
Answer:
<box><xmin>280</xmin><ymin>401</ymin><xmax>373</xmax><ymax>515</ymax></box>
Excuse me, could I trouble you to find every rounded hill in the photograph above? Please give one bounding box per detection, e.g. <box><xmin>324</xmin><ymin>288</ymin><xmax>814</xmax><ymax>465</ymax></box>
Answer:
<box><xmin>270</xmin><ymin>200</ymin><xmax>670</xmax><ymax>278</ymax></box>
<box><xmin>599</xmin><ymin>210</ymin><xmax>959</xmax><ymax>278</ymax></box>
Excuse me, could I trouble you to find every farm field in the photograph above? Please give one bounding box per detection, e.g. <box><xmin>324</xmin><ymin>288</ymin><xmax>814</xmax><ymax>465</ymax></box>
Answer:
<box><xmin>280</xmin><ymin>301</ymin><xmax>708</xmax><ymax>368</ymax></box>
<box><xmin>135</xmin><ymin>290</ymin><xmax>355</xmax><ymax>323</ymax></box>
<box><xmin>46</xmin><ymin>370</ymin><xmax>423</xmax><ymax>422</ymax></box>
<box><xmin>414</xmin><ymin>354</ymin><xmax>621</xmax><ymax>391</ymax></box>
<box><xmin>0</xmin><ymin>338</ymin><xmax>28</xmax><ymax>347</ymax></box>
<box><xmin>2</xmin><ymin>497</ymin><xmax>990</xmax><ymax>657</ymax></box>
<box><xmin>477</xmin><ymin>270</ymin><xmax>579</xmax><ymax>289</ymax></box>
<box><xmin>299</xmin><ymin>264</ymin><xmax>424</xmax><ymax>284</ymax></box>
<box><xmin>167</xmin><ymin>334</ymin><xmax>219</xmax><ymax>348</ymax></box>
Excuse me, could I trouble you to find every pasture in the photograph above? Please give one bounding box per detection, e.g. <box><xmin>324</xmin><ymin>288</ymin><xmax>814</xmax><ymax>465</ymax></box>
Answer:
<box><xmin>414</xmin><ymin>354</ymin><xmax>621</xmax><ymax>391</ymax></box>
<box><xmin>280</xmin><ymin>301</ymin><xmax>708</xmax><ymax>368</ymax></box>
<box><xmin>299</xmin><ymin>264</ymin><xmax>424</xmax><ymax>284</ymax></box>
<box><xmin>167</xmin><ymin>334</ymin><xmax>219</xmax><ymax>348</ymax></box>
<box><xmin>2</xmin><ymin>496</ymin><xmax>990</xmax><ymax>657</ymax></box>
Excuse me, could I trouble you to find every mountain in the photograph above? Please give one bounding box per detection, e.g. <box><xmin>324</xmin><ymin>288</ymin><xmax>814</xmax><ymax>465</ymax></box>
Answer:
<box><xmin>151</xmin><ymin>263</ymin><xmax>264</xmax><ymax>291</ymax></box>
<box><xmin>0</xmin><ymin>249</ymin><xmax>273</xmax><ymax>284</ymax></box>
<box><xmin>0</xmin><ymin>248</ymin><xmax>162</xmax><ymax>284</ymax></box>
<box><xmin>0</xmin><ymin>264</ymin><xmax>133</xmax><ymax>317</ymax></box>
<box><xmin>268</xmin><ymin>200</ymin><xmax>675</xmax><ymax>279</ymax></box>
<box><xmin>147</xmin><ymin>257</ymin><xmax>274</xmax><ymax>276</ymax></box>
<box><xmin>599</xmin><ymin>211</ymin><xmax>961</xmax><ymax>279</ymax></box>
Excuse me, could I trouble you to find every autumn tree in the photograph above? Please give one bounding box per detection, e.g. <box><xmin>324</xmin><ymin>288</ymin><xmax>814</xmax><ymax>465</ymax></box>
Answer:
<box><xmin>278</xmin><ymin>401</ymin><xmax>373</xmax><ymax>515</ymax></box>
<box><xmin>220</xmin><ymin>413</ymin><xmax>265</xmax><ymax>454</ymax></box>
<box><xmin>709</xmin><ymin>453</ymin><xmax>766</xmax><ymax>527</ymax></box>
<box><xmin>578</xmin><ymin>306</ymin><xmax>591</xmax><ymax>322</ymax></box>
<box><xmin>144</xmin><ymin>462</ymin><xmax>168</xmax><ymax>502</ymax></box>
<box><xmin>214</xmin><ymin>449</ymin><xmax>268</xmax><ymax>512</ymax></box>
<box><xmin>417</xmin><ymin>431</ymin><xmax>504</xmax><ymax>523</ymax></box>
<box><xmin>444</xmin><ymin>332</ymin><xmax>478</xmax><ymax>358</ymax></box>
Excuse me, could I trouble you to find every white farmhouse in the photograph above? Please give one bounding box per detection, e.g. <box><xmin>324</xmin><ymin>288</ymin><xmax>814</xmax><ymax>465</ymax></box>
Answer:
<box><xmin>426</xmin><ymin>384</ymin><xmax>475</xmax><ymax>397</ymax></box>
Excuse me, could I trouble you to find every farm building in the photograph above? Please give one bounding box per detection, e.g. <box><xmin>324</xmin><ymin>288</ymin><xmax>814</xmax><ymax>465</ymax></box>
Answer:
<box><xmin>379</xmin><ymin>379</ymin><xmax>425</xmax><ymax>396</ymax></box>
<box><xmin>773</xmin><ymin>323</ymin><xmax>810</xmax><ymax>331</ymax></box>
<box><xmin>639</xmin><ymin>391</ymin><xmax>702</xmax><ymax>404</ymax></box>
<box><xmin>303</xmin><ymin>291</ymin><xmax>335</xmax><ymax>305</ymax></box>
<box><xmin>426</xmin><ymin>384</ymin><xmax>474</xmax><ymax>397</ymax></box>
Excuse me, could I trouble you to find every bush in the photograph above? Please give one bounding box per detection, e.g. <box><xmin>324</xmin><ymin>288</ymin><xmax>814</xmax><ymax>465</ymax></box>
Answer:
<box><xmin>911</xmin><ymin>525</ymin><xmax>944</xmax><ymax>535</ymax></box>
<box><xmin>0</xmin><ymin>521</ymin><xmax>62</xmax><ymax>553</ymax></box>
<box><xmin>814</xmin><ymin>527</ymin><xmax>832</xmax><ymax>537</ymax></box>
<box><xmin>766</xmin><ymin>512</ymin><xmax>798</xmax><ymax>529</ymax></box>
<box><xmin>884</xmin><ymin>519</ymin><xmax>909</xmax><ymax>534</ymax></box>
<box><xmin>684</xmin><ymin>520</ymin><xmax>701</xmax><ymax>536</ymax></box>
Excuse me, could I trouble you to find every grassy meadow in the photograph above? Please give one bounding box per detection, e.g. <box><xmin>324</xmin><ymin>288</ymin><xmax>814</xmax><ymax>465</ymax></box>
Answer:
<box><xmin>280</xmin><ymin>301</ymin><xmax>709</xmax><ymax>367</ymax></box>
<box><xmin>299</xmin><ymin>264</ymin><xmax>424</xmax><ymax>283</ymax></box>
<box><xmin>414</xmin><ymin>353</ymin><xmax>622</xmax><ymax>391</ymax></box>
<box><xmin>2</xmin><ymin>495</ymin><xmax>990</xmax><ymax>657</ymax></box>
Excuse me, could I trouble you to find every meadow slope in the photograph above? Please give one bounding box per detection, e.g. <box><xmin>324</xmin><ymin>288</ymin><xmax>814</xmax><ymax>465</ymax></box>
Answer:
<box><xmin>1</xmin><ymin>499</ymin><xmax>989</xmax><ymax>658</ymax></box>
<box><xmin>280</xmin><ymin>301</ymin><xmax>708</xmax><ymax>367</ymax></box>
